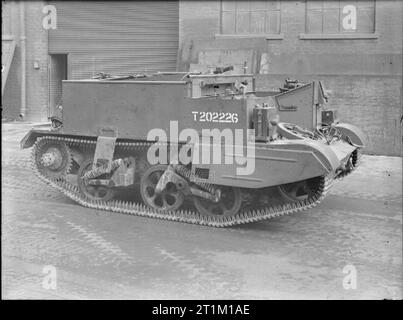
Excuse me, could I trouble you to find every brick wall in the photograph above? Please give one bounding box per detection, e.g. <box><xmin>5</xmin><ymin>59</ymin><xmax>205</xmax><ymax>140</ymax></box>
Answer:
<box><xmin>24</xmin><ymin>1</ymin><xmax>49</xmax><ymax>122</ymax></box>
<box><xmin>2</xmin><ymin>1</ymin><xmax>48</xmax><ymax>122</ymax></box>
<box><xmin>257</xmin><ymin>74</ymin><xmax>402</xmax><ymax>156</ymax></box>
<box><xmin>2</xmin><ymin>0</ymin><xmax>21</xmax><ymax>120</ymax></box>
<box><xmin>179</xmin><ymin>0</ymin><xmax>403</xmax><ymax>156</ymax></box>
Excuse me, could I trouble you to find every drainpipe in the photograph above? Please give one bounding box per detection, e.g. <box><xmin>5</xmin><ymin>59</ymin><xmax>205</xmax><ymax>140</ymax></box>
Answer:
<box><xmin>19</xmin><ymin>1</ymin><xmax>26</xmax><ymax>119</ymax></box>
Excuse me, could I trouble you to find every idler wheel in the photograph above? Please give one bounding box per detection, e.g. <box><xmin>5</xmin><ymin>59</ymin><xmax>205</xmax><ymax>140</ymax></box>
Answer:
<box><xmin>140</xmin><ymin>165</ymin><xmax>185</xmax><ymax>212</ymax></box>
<box><xmin>34</xmin><ymin>139</ymin><xmax>72</xmax><ymax>179</ymax></box>
<box><xmin>277</xmin><ymin>177</ymin><xmax>320</xmax><ymax>202</ymax></box>
<box><xmin>77</xmin><ymin>159</ymin><xmax>115</xmax><ymax>201</ymax></box>
<box><xmin>193</xmin><ymin>186</ymin><xmax>242</xmax><ymax>217</ymax></box>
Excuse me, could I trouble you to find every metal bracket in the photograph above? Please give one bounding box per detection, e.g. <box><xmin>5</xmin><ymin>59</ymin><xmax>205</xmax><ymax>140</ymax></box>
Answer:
<box><xmin>85</xmin><ymin>157</ymin><xmax>135</xmax><ymax>188</ymax></box>
<box><xmin>155</xmin><ymin>166</ymin><xmax>188</xmax><ymax>194</ymax></box>
<box><xmin>189</xmin><ymin>186</ymin><xmax>221</xmax><ymax>203</ymax></box>
<box><xmin>155</xmin><ymin>165</ymin><xmax>221</xmax><ymax>203</ymax></box>
<box><xmin>93</xmin><ymin>136</ymin><xmax>117</xmax><ymax>172</ymax></box>
<box><xmin>88</xmin><ymin>179</ymin><xmax>114</xmax><ymax>187</ymax></box>
<box><xmin>110</xmin><ymin>157</ymin><xmax>136</xmax><ymax>187</ymax></box>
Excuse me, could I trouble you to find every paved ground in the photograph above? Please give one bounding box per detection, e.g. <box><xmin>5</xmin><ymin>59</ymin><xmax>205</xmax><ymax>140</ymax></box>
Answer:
<box><xmin>2</xmin><ymin>122</ymin><xmax>402</xmax><ymax>299</ymax></box>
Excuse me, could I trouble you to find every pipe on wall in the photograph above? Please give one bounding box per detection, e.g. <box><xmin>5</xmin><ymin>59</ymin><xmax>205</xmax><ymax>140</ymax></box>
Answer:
<box><xmin>19</xmin><ymin>1</ymin><xmax>26</xmax><ymax>119</ymax></box>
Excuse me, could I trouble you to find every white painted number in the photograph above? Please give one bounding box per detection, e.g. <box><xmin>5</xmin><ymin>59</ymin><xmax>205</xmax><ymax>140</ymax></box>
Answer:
<box><xmin>342</xmin><ymin>5</ymin><xmax>357</xmax><ymax>31</ymax></box>
<box><xmin>42</xmin><ymin>5</ymin><xmax>57</xmax><ymax>30</ymax></box>
<box><xmin>192</xmin><ymin>111</ymin><xmax>239</xmax><ymax>123</ymax></box>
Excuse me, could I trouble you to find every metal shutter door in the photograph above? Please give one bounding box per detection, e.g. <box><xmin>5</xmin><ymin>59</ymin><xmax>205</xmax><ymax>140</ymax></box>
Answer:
<box><xmin>48</xmin><ymin>1</ymin><xmax>179</xmax><ymax>79</ymax></box>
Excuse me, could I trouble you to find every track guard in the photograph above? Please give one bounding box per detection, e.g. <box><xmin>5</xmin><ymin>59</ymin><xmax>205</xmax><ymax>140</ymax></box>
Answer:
<box><xmin>335</xmin><ymin>123</ymin><xmax>366</xmax><ymax>148</ymax></box>
<box><xmin>20</xmin><ymin>130</ymin><xmax>43</xmax><ymax>149</ymax></box>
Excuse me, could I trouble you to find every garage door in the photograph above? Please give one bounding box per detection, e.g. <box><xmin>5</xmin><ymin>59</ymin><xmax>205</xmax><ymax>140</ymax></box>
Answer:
<box><xmin>48</xmin><ymin>1</ymin><xmax>179</xmax><ymax>79</ymax></box>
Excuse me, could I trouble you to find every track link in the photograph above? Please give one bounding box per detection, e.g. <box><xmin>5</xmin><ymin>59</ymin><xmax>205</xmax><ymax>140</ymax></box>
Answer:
<box><xmin>30</xmin><ymin>136</ymin><xmax>358</xmax><ymax>227</ymax></box>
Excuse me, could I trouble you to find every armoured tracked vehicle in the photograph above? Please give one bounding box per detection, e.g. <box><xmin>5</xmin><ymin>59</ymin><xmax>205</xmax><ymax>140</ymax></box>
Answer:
<box><xmin>21</xmin><ymin>70</ymin><xmax>365</xmax><ymax>227</ymax></box>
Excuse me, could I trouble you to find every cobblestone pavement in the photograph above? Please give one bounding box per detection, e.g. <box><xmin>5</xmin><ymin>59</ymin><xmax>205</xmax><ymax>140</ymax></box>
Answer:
<box><xmin>2</xmin><ymin>122</ymin><xmax>402</xmax><ymax>299</ymax></box>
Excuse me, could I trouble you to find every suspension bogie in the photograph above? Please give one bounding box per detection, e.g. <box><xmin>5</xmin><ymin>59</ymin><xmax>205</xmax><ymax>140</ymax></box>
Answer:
<box><xmin>25</xmin><ymin>134</ymin><xmax>341</xmax><ymax>226</ymax></box>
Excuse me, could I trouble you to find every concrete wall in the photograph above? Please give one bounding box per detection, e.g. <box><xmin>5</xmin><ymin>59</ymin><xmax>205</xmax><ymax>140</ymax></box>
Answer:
<box><xmin>178</xmin><ymin>0</ymin><xmax>403</xmax><ymax>156</ymax></box>
<box><xmin>2</xmin><ymin>1</ymin><xmax>48</xmax><ymax>122</ymax></box>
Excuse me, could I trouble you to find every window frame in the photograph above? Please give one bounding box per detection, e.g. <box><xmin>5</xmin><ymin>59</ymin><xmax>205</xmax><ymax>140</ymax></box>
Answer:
<box><xmin>216</xmin><ymin>0</ymin><xmax>284</xmax><ymax>40</ymax></box>
<box><xmin>300</xmin><ymin>0</ymin><xmax>378</xmax><ymax>39</ymax></box>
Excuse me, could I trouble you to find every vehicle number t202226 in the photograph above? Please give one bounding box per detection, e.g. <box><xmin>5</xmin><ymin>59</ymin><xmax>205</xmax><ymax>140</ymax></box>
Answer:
<box><xmin>192</xmin><ymin>111</ymin><xmax>239</xmax><ymax>124</ymax></box>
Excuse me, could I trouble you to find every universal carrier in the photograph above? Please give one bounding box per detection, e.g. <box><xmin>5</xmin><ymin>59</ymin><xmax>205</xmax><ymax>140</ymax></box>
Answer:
<box><xmin>21</xmin><ymin>71</ymin><xmax>365</xmax><ymax>227</ymax></box>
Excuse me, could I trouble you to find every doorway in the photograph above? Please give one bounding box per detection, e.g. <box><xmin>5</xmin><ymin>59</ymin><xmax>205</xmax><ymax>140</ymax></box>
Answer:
<box><xmin>48</xmin><ymin>54</ymin><xmax>68</xmax><ymax>119</ymax></box>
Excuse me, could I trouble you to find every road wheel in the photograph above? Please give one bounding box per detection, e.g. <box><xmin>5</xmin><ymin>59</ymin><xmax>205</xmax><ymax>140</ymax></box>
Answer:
<box><xmin>140</xmin><ymin>165</ymin><xmax>185</xmax><ymax>212</ymax></box>
<box><xmin>77</xmin><ymin>158</ymin><xmax>115</xmax><ymax>201</ymax></box>
<box><xmin>193</xmin><ymin>186</ymin><xmax>242</xmax><ymax>217</ymax></box>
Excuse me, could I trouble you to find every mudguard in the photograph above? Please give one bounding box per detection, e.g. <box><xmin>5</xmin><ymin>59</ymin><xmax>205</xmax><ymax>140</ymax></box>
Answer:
<box><xmin>335</xmin><ymin>123</ymin><xmax>366</xmax><ymax>148</ymax></box>
<box><xmin>20</xmin><ymin>128</ymin><xmax>63</xmax><ymax>149</ymax></box>
<box><xmin>20</xmin><ymin>129</ymin><xmax>44</xmax><ymax>149</ymax></box>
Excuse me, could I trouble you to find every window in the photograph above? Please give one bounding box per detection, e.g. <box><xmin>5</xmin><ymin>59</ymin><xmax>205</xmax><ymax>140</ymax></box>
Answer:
<box><xmin>221</xmin><ymin>1</ymin><xmax>281</xmax><ymax>35</ymax></box>
<box><xmin>306</xmin><ymin>0</ymin><xmax>375</xmax><ymax>34</ymax></box>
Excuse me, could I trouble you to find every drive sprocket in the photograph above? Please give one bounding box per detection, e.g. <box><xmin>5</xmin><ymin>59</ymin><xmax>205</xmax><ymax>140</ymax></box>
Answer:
<box><xmin>32</xmin><ymin>138</ymin><xmax>72</xmax><ymax>180</ymax></box>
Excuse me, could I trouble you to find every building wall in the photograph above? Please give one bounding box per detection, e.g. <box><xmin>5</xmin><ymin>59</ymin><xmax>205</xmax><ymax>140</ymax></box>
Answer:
<box><xmin>2</xmin><ymin>1</ymin><xmax>401</xmax><ymax>155</ymax></box>
<box><xmin>25</xmin><ymin>1</ymin><xmax>49</xmax><ymax>122</ymax></box>
<box><xmin>2</xmin><ymin>0</ymin><xmax>48</xmax><ymax>122</ymax></box>
<box><xmin>48</xmin><ymin>1</ymin><xmax>179</xmax><ymax>79</ymax></box>
<box><xmin>2</xmin><ymin>0</ymin><xmax>22</xmax><ymax>120</ymax></box>
<box><xmin>178</xmin><ymin>0</ymin><xmax>403</xmax><ymax>156</ymax></box>
<box><xmin>2</xmin><ymin>1</ymin><xmax>179</xmax><ymax>123</ymax></box>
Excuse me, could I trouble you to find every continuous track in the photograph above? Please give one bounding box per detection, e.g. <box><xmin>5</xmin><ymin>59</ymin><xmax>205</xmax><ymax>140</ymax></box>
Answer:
<box><xmin>31</xmin><ymin>136</ymin><xmax>359</xmax><ymax>227</ymax></box>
